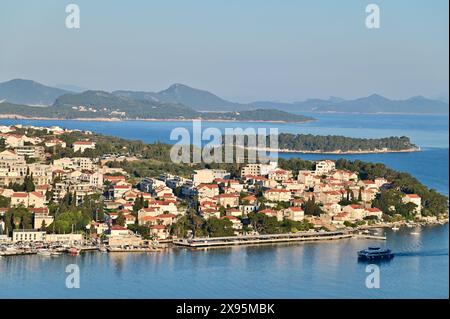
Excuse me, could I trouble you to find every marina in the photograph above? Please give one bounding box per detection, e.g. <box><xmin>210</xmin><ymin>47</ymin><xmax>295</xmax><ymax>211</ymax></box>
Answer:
<box><xmin>0</xmin><ymin>229</ymin><xmax>388</xmax><ymax>256</ymax></box>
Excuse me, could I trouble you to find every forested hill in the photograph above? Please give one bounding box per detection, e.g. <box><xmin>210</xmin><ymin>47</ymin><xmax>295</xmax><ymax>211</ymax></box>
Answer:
<box><xmin>0</xmin><ymin>99</ymin><xmax>314</xmax><ymax>123</ymax></box>
<box><xmin>274</xmin><ymin>133</ymin><xmax>419</xmax><ymax>153</ymax></box>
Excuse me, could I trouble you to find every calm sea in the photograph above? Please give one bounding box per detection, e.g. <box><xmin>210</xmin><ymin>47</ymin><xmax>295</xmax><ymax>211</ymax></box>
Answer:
<box><xmin>0</xmin><ymin>225</ymin><xmax>448</xmax><ymax>298</ymax></box>
<box><xmin>0</xmin><ymin>113</ymin><xmax>448</xmax><ymax>298</ymax></box>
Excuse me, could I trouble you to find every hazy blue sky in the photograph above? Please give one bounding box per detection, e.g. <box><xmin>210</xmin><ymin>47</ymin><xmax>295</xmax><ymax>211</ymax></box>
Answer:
<box><xmin>0</xmin><ymin>0</ymin><xmax>448</xmax><ymax>102</ymax></box>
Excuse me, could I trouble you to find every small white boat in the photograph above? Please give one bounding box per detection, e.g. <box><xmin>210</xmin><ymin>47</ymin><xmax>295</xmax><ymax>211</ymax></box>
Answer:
<box><xmin>37</xmin><ymin>250</ymin><xmax>52</xmax><ymax>257</ymax></box>
<box><xmin>51</xmin><ymin>251</ymin><xmax>62</xmax><ymax>256</ymax></box>
<box><xmin>410</xmin><ymin>232</ymin><xmax>420</xmax><ymax>235</ymax></box>
<box><xmin>392</xmin><ymin>226</ymin><xmax>400</xmax><ymax>231</ymax></box>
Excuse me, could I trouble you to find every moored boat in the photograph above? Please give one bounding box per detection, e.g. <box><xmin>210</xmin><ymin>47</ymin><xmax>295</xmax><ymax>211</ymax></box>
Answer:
<box><xmin>37</xmin><ymin>249</ymin><xmax>52</xmax><ymax>257</ymax></box>
<box><xmin>357</xmin><ymin>246</ymin><xmax>394</xmax><ymax>260</ymax></box>
<box><xmin>68</xmin><ymin>247</ymin><xmax>80</xmax><ymax>255</ymax></box>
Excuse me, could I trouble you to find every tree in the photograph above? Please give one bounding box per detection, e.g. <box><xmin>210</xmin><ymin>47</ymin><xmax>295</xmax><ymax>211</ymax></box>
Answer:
<box><xmin>247</xmin><ymin>212</ymin><xmax>279</xmax><ymax>234</ymax></box>
<box><xmin>358</xmin><ymin>187</ymin><xmax>363</xmax><ymax>202</ymax></box>
<box><xmin>133</xmin><ymin>195</ymin><xmax>144</xmax><ymax>213</ymax></box>
<box><xmin>24</xmin><ymin>173</ymin><xmax>35</xmax><ymax>192</ymax></box>
<box><xmin>219</xmin><ymin>206</ymin><xmax>226</xmax><ymax>217</ymax></box>
<box><xmin>116</xmin><ymin>211</ymin><xmax>126</xmax><ymax>227</ymax></box>
<box><xmin>187</xmin><ymin>209</ymin><xmax>204</xmax><ymax>237</ymax></box>
<box><xmin>170</xmin><ymin>215</ymin><xmax>190</xmax><ymax>238</ymax></box>
<box><xmin>0</xmin><ymin>195</ymin><xmax>11</xmax><ymax>207</ymax></box>
<box><xmin>40</xmin><ymin>219</ymin><xmax>47</xmax><ymax>231</ymax></box>
<box><xmin>304</xmin><ymin>198</ymin><xmax>323</xmax><ymax>216</ymax></box>
<box><xmin>203</xmin><ymin>217</ymin><xmax>234</xmax><ymax>237</ymax></box>
<box><xmin>0</xmin><ymin>138</ymin><xmax>6</xmax><ymax>151</ymax></box>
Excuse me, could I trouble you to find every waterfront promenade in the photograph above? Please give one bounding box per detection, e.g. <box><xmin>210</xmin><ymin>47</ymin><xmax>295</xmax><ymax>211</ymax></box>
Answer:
<box><xmin>172</xmin><ymin>230</ymin><xmax>386</xmax><ymax>248</ymax></box>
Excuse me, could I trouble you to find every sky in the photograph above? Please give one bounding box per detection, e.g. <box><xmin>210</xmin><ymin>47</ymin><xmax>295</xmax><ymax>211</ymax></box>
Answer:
<box><xmin>0</xmin><ymin>0</ymin><xmax>448</xmax><ymax>102</ymax></box>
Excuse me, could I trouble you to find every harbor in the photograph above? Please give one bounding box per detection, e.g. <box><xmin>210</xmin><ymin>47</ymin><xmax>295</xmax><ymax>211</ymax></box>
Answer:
<box><xmin>0</xmin><ymin>243</ymin><xmax>164</xmax><ymax>257</ymax></box>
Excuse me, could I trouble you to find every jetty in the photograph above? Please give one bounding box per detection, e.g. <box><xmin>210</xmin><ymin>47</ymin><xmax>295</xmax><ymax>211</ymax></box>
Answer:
<box><xmin>0</xmin><ymin>250</ymin><xmax>37</xmax><ymax>257</ymax></box>
<box><xmin>173</xmin><ymin>230</ymin><xmax>387</xmax><ymax>248</ymax></box>
<box><xmin>353</xmin><ymin>234</ymin><xmax>386</xmax><ymax>240</ymax></box>
<box><xmin>172</xmin><ymin>230</ymin><xmax>386</xmax><ymax>248</ymax></box>
<box><xmin>107</xmin><ymin>246</ymin><xmax>163</xmax><ymax>253</ymax></box>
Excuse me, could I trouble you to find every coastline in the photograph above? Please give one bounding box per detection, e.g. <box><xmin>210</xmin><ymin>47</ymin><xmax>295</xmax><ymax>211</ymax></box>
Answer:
<box><xmin>1</xmin><ymin>220</ymin><xmax>447</xmax><ymax>257</ymax></box>
<box><xmin>0</xmin><ymin>114</ymin><xmax>315</xmax><ymax>124</ymax></box>
<box><xmin>245</xmin><ymin>146</ymin><xmax>421</xmax><ymax>155</ymax></box>
<box><xmin>300</xmin><ymin>111</ymin><xmax>450</xmax><ymax>116</ymax></box>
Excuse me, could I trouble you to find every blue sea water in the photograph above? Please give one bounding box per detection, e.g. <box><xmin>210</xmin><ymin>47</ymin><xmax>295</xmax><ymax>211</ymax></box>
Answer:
<box><xmin>0</xmin><ymin>113</ymin><xmax>448</xmax><ymax>298</ymax></box>
<box><xmin>0</xmin><ymin>225</ymin><xmax>448</xmax><ymax>299</ymax></box>
<box><xmin>1</xmin><ymin>113</ymin><xmax>448</xmax><ymax>147</ymax></box>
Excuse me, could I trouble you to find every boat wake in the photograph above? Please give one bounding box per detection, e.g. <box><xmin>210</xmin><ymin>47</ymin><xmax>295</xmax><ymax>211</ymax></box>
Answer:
<box><xmin>394</xmin><ymin>249</ymin><xmax>448</xmax><ymax>257</ymax></box>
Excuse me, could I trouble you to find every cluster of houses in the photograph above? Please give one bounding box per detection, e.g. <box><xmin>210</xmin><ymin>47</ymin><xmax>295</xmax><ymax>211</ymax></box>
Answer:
<box><xmin>0</xmin><ymin>125</ymin><xmax>425</xmax><ymax>246</ymax></box>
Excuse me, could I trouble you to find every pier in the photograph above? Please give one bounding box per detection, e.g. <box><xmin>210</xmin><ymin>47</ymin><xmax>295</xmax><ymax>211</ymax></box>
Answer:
<box><xmin>174</xmin><ymin>231</ymin><xmax>347</xmax><ymax>248</ymax></box>
<box><xmin>173</xmin><ymin>230</ymin><xmax>386</xmax><ymax>248</ymax></box>
<box><xmin>353</xmin><ymin>234</ymin><xmax>386</xmax><ymax>240</ymax></box>
<box><xmin>107</xmin><ymin>247</ymin><xmax>163</xmax><ymax>253</ymax></box>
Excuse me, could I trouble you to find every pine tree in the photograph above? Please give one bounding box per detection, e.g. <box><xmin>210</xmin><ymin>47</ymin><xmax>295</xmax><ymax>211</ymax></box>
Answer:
<box><xmin>116</xmin><ymin>211</ymin><xmax>126</xmax><ymax>227</ymax></box>
<box><xmin>40</xmin><ymin>219</ymin><xmax>47</xmax><ymax>231</ymax></box>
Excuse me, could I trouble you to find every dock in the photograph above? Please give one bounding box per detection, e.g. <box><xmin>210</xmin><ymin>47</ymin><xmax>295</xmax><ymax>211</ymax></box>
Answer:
<box><xmin>173</xmin><ymin>230</ymin><xmax>386</xmax><ymax>248</ymax></box>
<box><xmin>173</xmin><ymin>231</ymin><xmax>353</xmax><ymax>248</ymax></box>
<box><xmin>107</xmin><ymin>247</ymin><xmax>163</xmax><ymax>253</ymax></box>
<box><xmin>353</xmin><ymin>234</ymin><xmax>386</xmax><ymax>240</ymax></box>
<box><xmin>0</xmin><ymin>250</ymin><xmax>37</xmax><ymax>257</ymax></box>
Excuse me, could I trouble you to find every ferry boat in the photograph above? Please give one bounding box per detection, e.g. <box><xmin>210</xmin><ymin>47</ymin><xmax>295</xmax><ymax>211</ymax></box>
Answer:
<box><xmin>357</xmin><ymin>246</ymin><xmax>394</xmax><ymax>260</ymax></box>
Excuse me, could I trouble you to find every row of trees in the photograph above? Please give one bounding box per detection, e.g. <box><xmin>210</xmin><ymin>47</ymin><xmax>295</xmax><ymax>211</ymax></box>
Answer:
<box><xmin>275</xmin><ymin>134</ymin><xmax>417</xmax><ymax>152</ymax></box>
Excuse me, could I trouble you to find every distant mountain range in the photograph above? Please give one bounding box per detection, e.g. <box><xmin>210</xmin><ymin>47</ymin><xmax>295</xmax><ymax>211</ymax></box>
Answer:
<box><xmin>0</xmin><ymin>79</ymin><xmax>448</xmax><ymax>114</ymax></box>
<box><xmin>0</xmin><ymin>84</ymin><xmax>313</xmax><ymax>122</ymax></box>
<box><xmin>251</xmin><ymin>94</ymin><xmax>449</xmax><ymax>114</ymax></box>
<box><xmin>113</xmin><ymin>83</ymin><xmax>247</xmax><ymax>111</ymax></box>
<box><xmin>0</xmin><ymin>79</ymin><xmax>70</xmax><ymax>105</ymax></box>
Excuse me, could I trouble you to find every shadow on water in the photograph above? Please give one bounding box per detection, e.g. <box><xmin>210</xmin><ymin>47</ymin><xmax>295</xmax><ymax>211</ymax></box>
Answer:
<box><xmin>357</xmin><ymin>258</ymin><xmax>394</xmax><ymax>265</ymax></box>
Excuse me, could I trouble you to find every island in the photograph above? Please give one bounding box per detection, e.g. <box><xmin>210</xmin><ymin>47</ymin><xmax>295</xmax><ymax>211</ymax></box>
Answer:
<box><xmin>0</xmin><ymin>89</ymin><xmax>314</xmax><ymax>123</ymax></box>
<box><xmin>273</xmin><ymin>133</ymin><xmax>420</xmax><ymax>154</ymax></box>
<box><xmin>0</xmin><ymin>124</ymin><xmax>447</xmax><ymax>256</ymax></box>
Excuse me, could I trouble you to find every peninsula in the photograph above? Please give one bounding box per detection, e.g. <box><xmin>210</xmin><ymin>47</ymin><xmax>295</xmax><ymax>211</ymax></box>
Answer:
<box><xmin>0</xmin><ymin>124</ymin><xmax>447</xmax><ymax>257</ymax></box>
